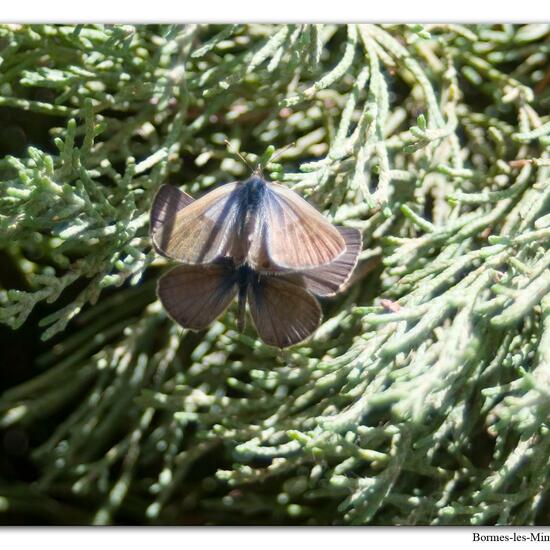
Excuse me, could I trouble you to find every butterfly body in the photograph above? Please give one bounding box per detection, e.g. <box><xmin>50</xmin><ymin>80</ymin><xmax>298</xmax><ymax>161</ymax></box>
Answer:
<box><xmin>219</xmin><ymin>259</ymin><xmax>284</xmax><ymax>335</ymax></box>
<box><xmin>235</xmin><ymin>262</ymin><xmax>257</xmax><ymax>332</ymax></box>
<box><xmin>233</xmin><ymin>175</ymin><xmax>268</xmax><ymax>267</ymax></box>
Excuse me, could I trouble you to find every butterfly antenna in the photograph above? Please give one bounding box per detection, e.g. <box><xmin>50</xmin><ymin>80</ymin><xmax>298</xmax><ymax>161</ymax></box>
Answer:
<box><xmin>224</xmin><ymin>139</ymin><xmax>254</xmax><ymax>173</ymax></box>
<box><xmin>270</xmin><ymin>142</ymin><xmax>295</xmax><ymax>164</ymax></box>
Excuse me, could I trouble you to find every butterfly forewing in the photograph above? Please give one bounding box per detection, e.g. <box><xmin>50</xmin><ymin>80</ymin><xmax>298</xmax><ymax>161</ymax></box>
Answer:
<box><xmin>258</xmin><ymin>182</ymin><xmax>346</xmax><ymax>271</ymax></box>
<box><xmin>152</xmin><ymin>181</ymin><xmax>246</xmax><ymax>264</ymax></box>
<box><xmin>301</xmin><ymin>227</ymin><xmax>362</xmax><ymax>297</ymax></box>
<box><xmin>157</xmin><ymin>263</ymin><xmax>238</xmax><ymax>330</ymax></box>
<box><xmin>247</xmin><ymin>273</ymin><xmax>322</xmax><ymax>348</ymax></box>
<box><xmin>150</xmin><ymin>185</ymin><xmax>194</xmax><ymax>237</ymax></box>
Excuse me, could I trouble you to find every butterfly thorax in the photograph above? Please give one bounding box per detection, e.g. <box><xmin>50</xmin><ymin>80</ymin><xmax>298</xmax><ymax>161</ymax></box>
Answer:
<box><xmin>241</xmin><ymin>175</ymin><xmax>267</xmax><ymax>212</ymax></box>
<box><xmin>233</xmin><ymin>176</ymin><xmax>269</xmax><ymax>267</ymax></box>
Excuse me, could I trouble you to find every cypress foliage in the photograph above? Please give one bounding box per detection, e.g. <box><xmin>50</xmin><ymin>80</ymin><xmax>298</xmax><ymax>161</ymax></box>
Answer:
<box><xmin>0</xmin><ymin>23</ymin><xmax>549</xmax><ymax>525</ymax></box>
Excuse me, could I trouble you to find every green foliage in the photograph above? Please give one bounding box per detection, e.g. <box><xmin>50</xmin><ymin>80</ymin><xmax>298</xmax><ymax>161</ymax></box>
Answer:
<box><xmin>0</xmin><ymin>23</ymin><xmax>549</xmax><ymax>525</ymax></box>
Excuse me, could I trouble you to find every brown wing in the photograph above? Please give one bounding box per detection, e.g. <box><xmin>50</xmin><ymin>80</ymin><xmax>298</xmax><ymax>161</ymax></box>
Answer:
<box><xmin>301</xmin><ymin>227</ymin><xmax>362</xmax><ymax>297</ymax></box>
<box><xmin>255</xmin><ymin>182</ymin><xmax>345</xmax><ymax>271</ymax></box>
<box><xmin>152</xmin><ymin>182</ymin><xmax>246</xmax><ymax>264</ymax></box>
<box><xmin>150</xmin><ymin>185</ymin><xmax>194</xmax><ymax>239</ymax></box>
<box><xmin>247</xmin><ymin>273</ymin><xmax>322</xmax><ymax>348</ymax></box>
<box><xmin>157</xmin><ymin>264</ymin><xmax>238</xmax><ymax>330</ymax></box>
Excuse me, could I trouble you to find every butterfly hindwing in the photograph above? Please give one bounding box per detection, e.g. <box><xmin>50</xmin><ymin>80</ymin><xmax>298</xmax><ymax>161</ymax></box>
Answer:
<box><xmin>301</xmin><ymin>227</ymin><xmax>362</xmax><ymax>297</ymax></box>
<box><xmin>157</xmin><ymin>263</ymin><xmax>238</xmax><ymax>330</ymax></box>
<box><xmin>247</xmin><ymin>272</ymin><xmax>322</xmax><ymax>348</ymax></box>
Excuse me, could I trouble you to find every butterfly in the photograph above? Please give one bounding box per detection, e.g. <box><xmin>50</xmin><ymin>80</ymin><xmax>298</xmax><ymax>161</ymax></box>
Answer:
<box><xmin>150</xmin><ymin>181</ymin><xmax>362</xmax><ymax>348</ymax></box>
